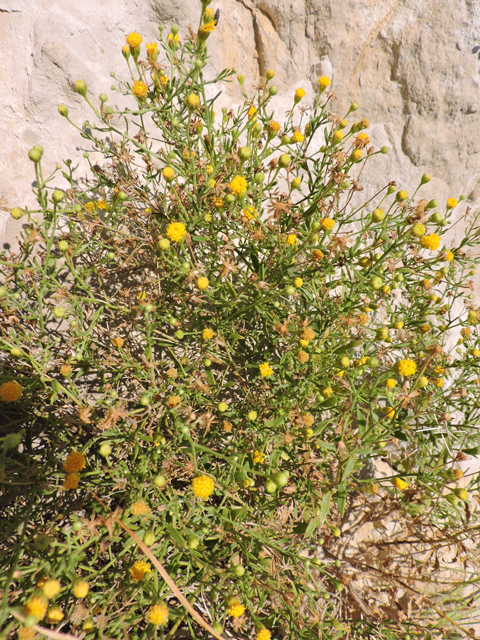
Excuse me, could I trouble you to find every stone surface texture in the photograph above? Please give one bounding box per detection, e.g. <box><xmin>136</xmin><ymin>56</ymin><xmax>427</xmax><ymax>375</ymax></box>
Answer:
<box><xmin>2</xmin><ymin>0</ymin><xmax>480</xmax><ymax>256</ymax></box>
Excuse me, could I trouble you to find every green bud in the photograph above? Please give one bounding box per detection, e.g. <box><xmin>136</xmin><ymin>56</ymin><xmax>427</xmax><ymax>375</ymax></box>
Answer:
<box><xmin>171</xmin><ymin>24</ymin><xmax>179</xmax><ymax>35</ymax></box>
<box><xmin>380</xmin><ymin>146</ymin><xmax>389</xmax><ymax>154</ymax></box>
<box><xmin>387</xmin><ymin>185</ymin><xmax>396</xmax><ymax>195</ymax></box>
<box><xmin>52</xmin><ymin>190</ymin><xmax>65</xmax><ymax>204</ymax></box>
<box><xmin>426</xmin><ymin>199</ymin><xmax>438</xmax><ymax>209</ymax></box>
<box><xmin>58</xmin><ymin>104</ymin><xmax>69</xmax><ymax>117</ymax></box>
<box><xmin>420</xmin><ymin>173</ymin><xmax>431</xmax><ymax>184</ymax></box>
<box><xmin>53</xmin><ymin>306</ymin><xmax>66</xmax><ymax>319</ymax></box>
<box><xmin>153</xmin><ymin>474</ymin><xmax>167</xmax><ymax>488</ymax></box>
<box><xmin>281</xmin><ymin>135</ymin><xmax>290</xmax><ymax>145</ymax></box>
<box><xmin>349</xmin><ymin>102</ymin><xmax>358</xmax><ymax>113</ymax></box>
<box><xmin>278</xmin><ymin>154</ymin><xmax>291</xmax><ymax>168</ymax></box>
<box><xmin>224</xmin><ymin>194</ymin><xmax>236</xmax><ymax>204</ymax></box>
<box><xmin>238</xmin><ymin>146</ymin><xmax>251</xmax><ymax>161</ymax></box>
<box><xmin>10</xmin><ymin>208</ymin><xmax>24</xmax><ymax>220</ymax></box>
<box><xmin>174</xmin><ymin>330</ymin><xmax>185</xmax><ymax>340</ymax></box>
<box><xmin>99</xmin><ymin>94</ymin><xmax>108</xmax><ymax>102</ymax></box>
<box><xmin>237</xmin><ymin>74</ymin><xmax>245</xmax><ymax>86</ymax></box>
<box><xmin>218</xmin><ymin>402</ymin><xmax>228</xmax><ymax>413</ymax></box>
<box><xmin>269</xmin><ymin>85</ymin><xmax>278</xmax><ymax>96</ymax></box>
<box><xmin>58</xmin><ymin>240</ymin><xmax>69</xmax><ymax>252</ymax></box>
<box><xmin>28</xmin><ymin>149</ymin><xmax>42</xmax><ymax>163</ymax></box>
<box><xmin>99</xmin><ymin>442</ymin><xmax>112</xmax><ymax>457</ymax></box>
<box><xmin>73</xmin><ymin>80</ymin><xmax>88</xmax><ymax>97</ymax></box>
<box><xmin>254</xmin><ymin>172</ymin><xmax>265</xmax><ymax>184</ymax></box>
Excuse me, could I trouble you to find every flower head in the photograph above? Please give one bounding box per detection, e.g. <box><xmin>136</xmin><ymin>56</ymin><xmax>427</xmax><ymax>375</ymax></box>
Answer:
<box><xmin>259</xmin><ymin>362</ymin><xmax>273</xmax><ymax>377</ymax></box>
<box><xmin>0</xmin><ymin>380</ymin><xmax>22</xmax><ymax>402</ymax></box>
<box><xmin>24</xmin><ymin>596</ymin><xmax>47</xmax><ymax>620</ymax></box>
<box><xmin>420</xmin><ymin>233</ymin><xmax>441</xmax><ymax>250</ymax></box>
<box><xmin>42</xmin><ymin>579</ymin><xmax>62</xmax><ymax>600</ymax></box>
<box><xmin>253</xmin><ymin>450</ymin><xmax>265</xmax><ymax>464</ymax></box>
<box><xmin>46</xmin><ymin>606</ymin><xmax>64</xmax><ymax>623</ymax></box>
<box><xmin>392</xmin><ymin>477</ymin><xmax>408</xmax><ymax>491</ymax></box>
<box><xmin>444</xmin><ymin>250</ymin><xmax>454</xmax><ymax>262</ymax></box>
<box><xmin>112</xmin><ymin>336</ymin><xmax>124</xmax><ymax>348</ymax></box>
<box><xmin>248</xmin><ymin>106</ymin><xmax>257</xmax><ymax>120</ymax></box>
<box><xmin>203</xmin><ymin>328</ymin><xmax>214</xmax><ymax>340</ymax></box>
<box><xmin>166</xmin><ymin>222</ymin><xmax>186</xmax><ymax>242</ymax></box>
<box><xmin>294</xmin><ymin>277</ymin><xmax>303</xmax><ymax>288</ymax></box>
<box><xmin>446</xmin><ymin>197</ymin><xmax>458</xmax><ymax>209</ymax></box>
<box><xmin>126</xmin><ymin>32</ymin><xmax>142</xmax><ymax>48</ymax></box>
<box><xmin>297</xmin><ymin>350</ymin><xmax>309</xmax><ymax>364</ymax></box>
<box><xmin>321</xmin><ymin>218</ymin><xmax>335</xmax><ymax>231</ymax></box>
<box><xmin>130</xmin><ymin>561</ymin><xmax>151</xmax><ymax>582</ymax></box>
<box><xmin>192</xmin><ymin>475</ymin><xmax>215</xmax><ymax>500</ymax></box>
<box><xmin>146</xmin><ymin>42</ymin><xmax>158</xmax><ymax>58</ymax></box>
<box><xmin>197</xmin><ymin>277</ymin><xmax>209</xmax><ymax>291</ymax></box>
<box><xmin>168</xmin><ymin>33</ymin><xmax>179</xmax><ymax>47</ymax></box>
<box><xmin>292</xmin><ymin>130</ymin><xmax>304</xmax><ymax>143</ymax></box>
<box><xmin>287</xmin><ymin>233</ymin><xmax>297</xmax><ymax>246</ymax></box>
<box><xmin>397</xmin><ymin>359</ymin><xmax>417</xmax><ymax>376</ymax></box>
<box><xmin>63</xmin><ymin>472</ymin><xmax>80</xmax><ymax>491</ymax></box>
<box><xmin>294</xmin><ymin>88</ymin><xmax>305</xmax><ymax>103</ymax></box>
<box><xmin>163</xmin><ymin>167</ymin><xmax>175</xmax><ymax>182</ymax></box>
<box><xmin>317</xmin><ymin>76</ymin><xmax>331</xmax><ymax>91</ymax></box>
<box><xmin>199</xmin><ymin>22</ymin><xmax>215</xmax><ymax>39</ymax></box>
<box><xmin>256</xmin><ymin>630</ymin><xmax>271</xmax><ymax>640</ymax></box>
<box><xmin>242</xmin><ymin>206</ymin><xmax>257</xmax><ymax>220</ymax></box>
<box><xmin>73</xmin><ymin>581</ymin><xmax>89</xmax><ymax>598</ymax></box>
<box><xmin>147</xmin><ymin>602</ymin><xmax>169</xmax><ymax>626</ymax></box>
<box><xmin>386</xmin><ymin>379</ymin><xmax>396</xmax><ymax>389</ymax></box>
<box><xmin>64</xmin><ymin>451</ymin><xmax>86</xmax><ymax>473</ymax></box>
<box><xmin>186</xmin><ymin>93</ymin><xmax>200</xmax><ymax>110</ymax></box>
<box><xmin>227</xmin><ymin>600</ymin><xmax>246</xmax><ymax>618</ymax></box>
<box><xmin>132</xmin><ymin>81</ymin><xmax>148</xmax><ymax>99</ymax></box>
<box><xmin>131</xmin><ymin>500</ymin><xmax>151</xmax><ymax>516</ymax></box>
<box><xmin>229</xmin><ymin>176</ymin><xmax>248</xmax><ymax>196</ymax></box>
<box><xmin>267</xmin><ymin>120</ymin><xmax>280</xmax><ymax>135</ymax></box>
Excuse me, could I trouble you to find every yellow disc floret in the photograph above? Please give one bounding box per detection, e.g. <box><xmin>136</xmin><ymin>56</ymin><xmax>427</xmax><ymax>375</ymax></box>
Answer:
<box><xmin>420</xmin><ymin>233</ymin><xmax>441</xmax><ymax>250</ymax></box>
<box><xmin>130</xmin><ymin>561</ymin><xmax>151</xmax><ymax>582</ymax></box>
<box><xmin>64</xmin><ymin>451</ymin><xmax>86</xmax><ymax>473</ymax></box>
<box><xmin>126</xmin><ymin>32</ymin><xmax>142</xmax><ymax>48</ymax></box>
<box><xmin>259</xmin><ymin>362</ymin><xmax>273</xmax><ymax>377</ymax></box>
<box><xmin>192</xmin><ymin>475</ymin><xmax>215</xmax><ymax>500</ymax></box>
<box><xmin>0</xmin><ymin>380</ymin><xmax>22</xmax><ymax>402</ymax></box>
<box><xmin>397</xmin><ymin>359</ymin><xmax>417</xmax><ymax>376</ymax></box>
<box><xmin>229</xmin><ymin>176</ymin><xmax>248</xmax><ymax>196</ymax></box>
<box><xmin>147</xmin><ymin>602</ymin><xmax>169</xmax><ymax>626</ymax></box>
<box><xmin>166</xmin><ymin>222</ymin><xmax>186</xmax><ymax>242</ymax></box>
<box><xmin>132</xmin><ymin>81</ymin><xmax>148</xmax><ymax>99</ymax></box>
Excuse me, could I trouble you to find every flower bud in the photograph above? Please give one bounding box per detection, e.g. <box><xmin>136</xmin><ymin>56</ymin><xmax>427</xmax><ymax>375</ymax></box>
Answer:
<box><xmin>266</xmin><ymin>69</ymin><xmax>275</xmax><ymax>80</ymax></box>
<box><xmin>380</xmin><ymin>146</ymin><xmax>389</xmax><ymax>154</ymax></box>
<box><xmin>237</xmin><ymin>74</ymin><xmax>245</xmax><ymax>86</ymax></box>
<box><xmin>278</xmin><ymin>154</ymin><xmax>291</xmax><ymax>168</ymax></box>
<box><xmin>73</xmin><ymin>80</ymin><xmax>88</xmax><ymax>97</ymax></box>
<box><xmin>28</xmin><ymin>149</ymin><xmax>42</xmax><ymax>163</ymax></box>
<box><xmin>52</xmin><ymin>190</ymin><xmax>65</xmax><ymax>204</ymax></box>
<box><xmin>387</xmin><ymin>185</ymin><xmax>396</xmax><ymax>195</ymax></box>
<box><xmin>420</xmin><ymin>173</ymin><xmax>431</xmax><ymax>185</ymax></box>
<box><xmin>269</xmin><ymin>85</ymin><xmax>278</xmax><ymax>96</ymax></box>
<box><xmin>10</xmin><ymin>208</ymin><xmax>24</xmax><ymax>220</ymax></box>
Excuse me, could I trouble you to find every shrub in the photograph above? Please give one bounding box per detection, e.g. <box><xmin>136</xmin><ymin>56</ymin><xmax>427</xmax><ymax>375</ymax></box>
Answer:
<box><xmin>1</xmin><ymin>5</ymin><xmax>480</xmax><ymax>639</ymax></box>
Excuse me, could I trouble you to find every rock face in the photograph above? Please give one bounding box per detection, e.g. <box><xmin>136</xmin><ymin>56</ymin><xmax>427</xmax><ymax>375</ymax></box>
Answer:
<box><xmin>1</xmin><ymin>0</ymin><xmax>480</xmax><ymax>265</ymax></box>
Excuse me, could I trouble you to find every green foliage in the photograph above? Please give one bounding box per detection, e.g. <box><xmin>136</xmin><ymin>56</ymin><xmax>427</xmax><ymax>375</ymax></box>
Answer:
<box><xmin>1</xmin><ymin>7</ymin><xmax>480</xmax><ymax>640</ymax></box>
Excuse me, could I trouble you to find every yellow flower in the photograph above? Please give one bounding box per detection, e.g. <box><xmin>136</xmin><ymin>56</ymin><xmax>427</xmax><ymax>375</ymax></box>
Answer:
<box><xmin>393</xmin><ymin>477</ymin><xmax>408</xmax><ymax>491</ymax></box>
<box><xmin>248</xmin><ymin>106</ymin><xmax>257</xmax><ymax>120</ymax></box>
<box><xmin>287</xmin><ymin>233</ymin><xmax>297</xmax><ymax>246</ymax></box>
<box><xmin>42</xmin><ymin>579</ymin><xmax>62</xmax><ymax>600</ymax></box>
<box><xmin>166</xmin><ymin>222</ymin><xmax>186</xmax><ymax>242</ymax></box>
<box><xmin>84</xmin><ymin>201</ymin><xmax>95</xmax><ymax>212</ymax></box>
<box><xmin>112</xmin><ymin>336</ymin><xmax>124</xmax><ymax>348</ymax></box>
<box><xmin>350</xmin><ymin>149</ymin><xmax>362</xmax><ymax>161</ymax></box>
<box><xmin>386</xmin><ymin>379</ymin><xmax>396</xmax><ymax>389</ymax></box>
<box><xmin>435</xmin><ymin>377</ymin><xmax>443</xmax><ymax>387</ymax></box>
<box><xmin>256</xmin><ymin>629</ymin><xmax>271</xmax><ymax>640</ymax></box>
<box><xmin>321</xmin><ymin>218</ymin><xmax>335</xmax><ymax>231</ymax></box>
<box><xmin>63</xmin><ymin>473</ymin><xmax>80</xmax><ymax>491</ymax></box>
<box><xmin>229</xmin><ymin>176</ymin><xmax>248</xmax><ymax>196</ymax></box>
<box><xmin>203</xmin><ymin>328</ymin><xmax>214</xmax><ymax>340</ymax></box>
<box><xmin>199</xmin><ymin>22</ymin><xmax>215</xmax><ymax>38</ymax></box>
<box><xmin>267</xmin><ymin>120</ymin><xmax>281</xmax><ymax>134</ymax></box>
<box><xmin>444</xmin><ymin>250</ymin><xmax>454</xmax><ymax>262</ymax></box>
<box><xmin>24</xmin><ymin>596</ymin><xmax>48</xmax><ymax>621</ymax></box>
<box><xmin>163</xmin><ymin>167</ymin><xmax>175</xmax><ymax>182</ymax></box>
<box><xmin>73</xmin><ymin>581</ymin><xmax>89</xmax><ymax>598</ymax></box>
<box><xmin>435</xmin><ymin>365</ymin><xmax>444</xmax><ymax>375</ymax></box>
<box><xmin>397</xmin><ymin>359</ymin><xmax>417</xmax><ymax>376</ymax></box>
<box><xmin>97</xmin><ymin>199</ymin><xmax>107</xmax><ymax>210</ymax></box>
<box><xmin>253</xmin><ymin>450</ymin><xmax>265</xmax><ymax>464</ymax></box>
<box><xmin>242</xmin><ymin>206</ymin><xmax>257</xmax><ymax>220</ymax></box>
<box><xmin>301</xmin><ymin>328</ymin><xmax>315</xmax><ymax>342</ymax></box>
<box><xmin>446</xmin><ymin>197</ymin><xmax>458</xmax><ymax>209</ymax></box>
<box><xmin>332</xmin><ymin>130</ymin><xmax>344</xmax><ymax>143</ymax></box>
<box><xmin>420</xmin><ymin>233</ymin><xmax>441</xmax><ymax>251</ymax></box>
<box><xmin>312</xmin><ymin>249</ymin><xmax>324</xmax><ymax>261</ymax></box>
<box><xmin>132</xmin><ymin>81</ymin><xmax>148</xmax><ymax>99</ymax></box>
<box><xmin>64</xmin><ymin>451</ymin><xmax>86</xmax><ymax>473</ymax></box>
<box><xmin>294</xmin><ymin>88</ymin><xmax>305</xmax><ymax>103</ymax></box>
<box><xmin>294</xmin><ymin>277</ymin><xmax>303</xmax><ymax>288</ymax></box>
<box><xmin>186</xmin><ymin>94</ymin><xmax>200</xmax><ymax>110</ymax></box>
<box><xmin>292</xmin><ymin>130</ymin><xmax>304</xmax><ymax>143</ymax></box>
<box><xmin>356</xmin><ymin>132</ymin><xmax>370</xmax><ymax>145</ymax></box>
<box><xmin>259</xmin><ymin>362</ymin><xmax>273</xmax><ymax>377</ymax></box>
<box><xmin>60</xmin><ymin>363</ymin><xmax>72</xmax><ymax>377</ymax></box>
<box><xmin>168</xmin><ymin>33</ymin><xmax>179</xmax><ymax>47</ymax></box>
<box><xmin>227</xmin><ymin>600</ymin><xmax>246</xmax><ymax>618</ymax></box>
<box><xmin>192</xmin><ymin>475</ymin><xmax>215</xmax><ymax>500</ymax></box>
<box><xmin>298</xmin><ymin>351</ymin><xmax>309</xmax><ymax>364</ymax></box>
<box><xmin>130</xmin><ymin>561</ymin><xmax>151</xmax><ymax>582</ymax></box>
<box><xmin>423</xmin><ymin>278</ymin><xmax>432</xmax><ymax>289</ymax></box>
<box><xmin>159</xmin><ymin>74</ymin><xmax>169</xmax><ymax>86</ymax></box>
<box><xmin>0</xmin><ymin>380</ymin><xmax>22</xmax><ymax>402</ymax></box>
<box><xmin>472</xmin><ymin>349</ymin><xmax>480</xmax><ymax>357</ymax></box>
<box><xmin>146</xmin><ymin>42</ymin><xmax>157</xmax><ymax>58</ymax></box>
<box><xmin>126</xmin><ymin>32</ymin><xmax>142</xmax><ymax>48</ymax></box>
<box><xmin>468</xmin><ymin>311</ymin><xmax>478</xmax><ymax>325</ymax></box>
<box><xmin>147</xmin><ymin>602</ymin><xmax>169</xmax><ymax>626</ymax></box>
<box><xmin>383</xmin><ymin>407</ymin><xmax>395</xmax><ymax>420</ymax></box>
<box><xmin>131</xmin><ymin>500</ymin><xmax>151</xmax><ymax>516</ymax></box>
<box><xmin>317</xmin><ymin>76</ymin><xmax>331</xmax><ymax>91</ymax></box>
<box><xmin>197</xmin><ymin>277</ymin><xmax>209</xmax><ymax>291</ymax></box>
<box><xmin>46</xmin><ymin>606</ymin><xmax>64</xmax><ymax>623</ymax></box>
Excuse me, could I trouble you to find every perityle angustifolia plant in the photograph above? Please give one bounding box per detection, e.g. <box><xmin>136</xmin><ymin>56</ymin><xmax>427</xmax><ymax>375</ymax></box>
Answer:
<box><xmin>1</xmin><ymin>2</ymin><xmax>480</xmax><ymax>639</ymax></box>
